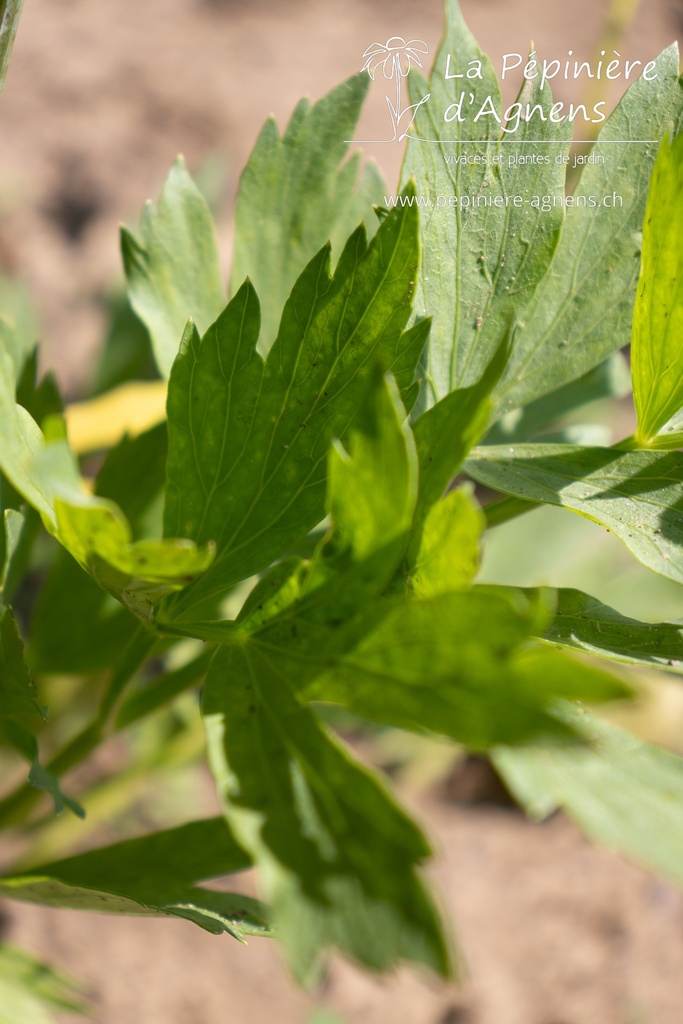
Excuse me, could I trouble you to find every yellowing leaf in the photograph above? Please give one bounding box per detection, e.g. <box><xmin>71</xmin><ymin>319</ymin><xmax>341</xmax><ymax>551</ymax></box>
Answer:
<box><xmin>65</xmin><ymin>381</ymin><xmax>167</xmax><ymax>454</ymax></box>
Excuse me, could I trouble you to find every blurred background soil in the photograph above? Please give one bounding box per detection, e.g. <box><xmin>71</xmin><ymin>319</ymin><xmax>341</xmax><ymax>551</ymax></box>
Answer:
<box><xmin>2</xmin><ymin>1</ymin><xmax>683</xmax><ymax>1022</ymax></box>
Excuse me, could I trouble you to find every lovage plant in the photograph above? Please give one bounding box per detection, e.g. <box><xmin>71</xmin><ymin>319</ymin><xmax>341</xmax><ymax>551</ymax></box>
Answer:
<box><xmin>2</xmin><ymin>0</ymin><xmax>683</xmax><ymax>1016</ymax></box>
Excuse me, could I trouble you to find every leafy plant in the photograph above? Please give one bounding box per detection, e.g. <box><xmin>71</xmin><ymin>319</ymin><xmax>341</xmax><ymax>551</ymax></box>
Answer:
<box><xmin>1</xmin><ymin>0</ymin><xmax>683</xmax><ymax>1018</ymax></box>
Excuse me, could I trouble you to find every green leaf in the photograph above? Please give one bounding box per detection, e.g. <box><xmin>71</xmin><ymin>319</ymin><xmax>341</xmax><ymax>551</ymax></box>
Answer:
<box><xmin>495</xmin><ymin>707</ymin><xmax>683</xmax><ymax>889</ymax></box>
<box><xmin>0</xmin><ymin>819</ymin><xmax>269</xmax><ymax>941</ymax></box>
<box><xmin>0</xmin><ymin>345</ymin><xmax>213</xmax><ymax>618</ymax></box>
<box><xmin>0</xmin><ymin>508</ymin><xmax>24</xmax><ymax>604</ymax></box>
<box><xmin>495</xmin><ymin>47</ymin><xmax>683</xmax><ymax>414</ymax></box>
<box><xmin>221</xmin><ymin>370</ymin><xmax>417</xmax><ymax>635</ymax></box>
<box><xmin>632</xmin><ymin>131</ymin><xmax>683</xmax><ymax>443</ymax></box>
<box><xmin>35</xmin><ymin>440</ymin><xmax>213</xmax><ymax>620</ymax></box>
<box><xmin>0</xmin><ymin>605</ymin><xmax>82</xmax><ymax>817</ymax></box>
<box><xmin>202</xmin><ymin>644</ymin><xmax>452</xmax><ymax>983</ymax></box>
<box><xmin>296</xmin><ymin>592</ymin><xmax>628</xmax><ymax>747</ymax></box>
<box><xmin>0</xmin><ymin>1</ymin><xmax>23</xmax><ymax>96</ymax></box>
<box><xmin>163</xmin><ymin>195</ymin><xmax>426</xmax><ymax>616</ymax></box>
<box><xmin>407</xmin><ymin>340</ymin><xmax>507</xmax><ymax>569</ymax></box>
<box><xmin>401</xmin><ymin>1</ymin><xmax>570</xmax><ymax>403</ymax></box>
<box><xmin>467</xmin><ymin>444</ymin><xmax>683</xmax><ymax>584</ymax></box>
<box><xmin>29</xmin><ymin>424</ymin><xmax>168</xmax><ymax>672</ymax></box>
<box><xmin>1</xmin><ymin>721</ymin><xmax>84</xmax><ymax>818</ymax></box>
<box><xmin>0</xmin><ymin>943</ymin><xmax>88</xmax><ymax>1024</ymax></box>
<box><xmin>0</xmin><ymin>318</ymin><xmax>30</xmax><ymax>385</ymax></box>
<box><xmin>121</xmin><ymin>157</ymin><xmax>225</xmax><ymax>378</ymax></box>
<box><xmin>412</xmin><ymin>338</ymin><xmax>506</xmax><ymax>522</ymax></box>
<box><xmin>285</xmin><ymin>370</ymin><xmax>417</xmax><ymax>623</ymax></box>
<box><xmin>402</xmin><ymin>0</ymin><xmax>683</xmax><ymax>411</ymax></box>
<box><xmin>213</xmin><ymin>588</ymin><xmax>626</xmax><ymax>752</ymax></box>
<box><xmin>0</xmin><ymin>606</ymin><xmax>42</xmax><ymax>720</ymax></box>
<box><xmin>528</xmin><ymin>586</ymin><xmax>683</xmax><ymax>674</ymax></box>
<box><xmin>410</xmin><ymin>485</ymin><xmax>483</xmax><ymax>597</ymax></box>
<box><xmin>327</xmin><ymin>371</ymin><xmax>416</xmax><ymax>567</ymax></box>
<box><xmin>231</xmin><ymin>74</ymin><xmax>385</xmax><ymax>352</ymax></box>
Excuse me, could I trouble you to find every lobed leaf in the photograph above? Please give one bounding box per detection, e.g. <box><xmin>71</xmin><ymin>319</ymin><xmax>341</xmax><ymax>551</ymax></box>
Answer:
<box><xmin>202</xmin><ymin>643</ymin><xmax>452</xmax><ymax>983</ymax></box>
<box><xmin>410</xmin><ymin>486</ymin><xmax>483</xmax><ymax>598</ymax></box>
<box><xmin>121</xmin><ymin>157</ymin><xmax>225</xmax><ymax>378</ymax></box>
<box><xmin>0</xmin><ymin>345</ymin><xmax>212</xmax><ymax>619</ymax></box>
<box><xmin>496</xmin><ymin>45</ymin><xmax>683</xmax><ymax>414</ymax></box>
<box><xmin>401</xmin><ymin>0</ymin><xmax>570</xmax><ymax>404</ymax></box>
<box><xmin>295</xmin><ymin>594</ymin><xmax>629</xmax><ymax>746</ymax></box>
<box><xmin>163</xmin><ymin>194</ymin><xmax>427</xmax><ymax>616</ymax></box>
<box><xmin>210</xmin><ymin>587</ymin><xmax>629</xmax><ymax>752</ymax></box>
<box><xmin>231</xmin><ymin>73</ymin><xmax>386</xmax><ymax>351</ymax></box>
<box><xmin>401</xmin><ymin>0</ymin><xmax>683</xmax><ymax>413</ymax></box>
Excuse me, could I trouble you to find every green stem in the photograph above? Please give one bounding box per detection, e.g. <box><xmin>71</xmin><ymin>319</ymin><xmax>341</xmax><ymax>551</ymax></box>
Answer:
<box><xmin>614</xmin><ymin>431</ymin><xmax>683</xmax><ymax>452</ymax></box>
<box><xmin>484</xmin><ymin>494</ymin><xmax>538</xmax><ymax>528</ymax></box>
<box><xmin>0</xmin><ymin>626</ymin><xmax>156</xmax><ymax>830</ymax></box>
<box><xmin>97</xmin><ymin>625</ymin><xmax>157</xmax><ymax>725</ymax></box>
<box><xmin>613</xmin><ymin>432</ymin><xmax>639</xmax><ymax>451</ymax></box>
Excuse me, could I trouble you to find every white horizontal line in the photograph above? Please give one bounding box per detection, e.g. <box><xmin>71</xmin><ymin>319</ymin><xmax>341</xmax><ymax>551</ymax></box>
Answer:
<box><xmin>346</xmin><ymin>139</ymin><xmax>658</xmax><ymax>144</ymax></box>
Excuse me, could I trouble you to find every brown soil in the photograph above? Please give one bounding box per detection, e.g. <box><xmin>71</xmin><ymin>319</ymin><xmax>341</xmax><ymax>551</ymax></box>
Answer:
<box><xmin>7</xmin><ymin>793</ymin><xmax>683</xmax><ymax>1024</ymax></box>
<box><xmin>1</xmin><ymin>1</ymin><xmax>683</xmax><ymax>1022</ymax></box>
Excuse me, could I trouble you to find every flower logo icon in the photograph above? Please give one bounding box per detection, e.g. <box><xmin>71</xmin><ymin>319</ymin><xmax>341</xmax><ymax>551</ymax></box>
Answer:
<box><xmin>361</xmin><ymin>36</ymin><xmax>428</xmax><ymax>79</ymax></box>
<box><xmin>361</xmin><ymin>37</ymin><xmax>430</xmax><ymax>141</ymax></box>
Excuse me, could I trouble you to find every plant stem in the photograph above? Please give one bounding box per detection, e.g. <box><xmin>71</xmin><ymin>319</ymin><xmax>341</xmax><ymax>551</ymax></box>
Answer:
<box><xmin>484</xmin><ymin>494</ymin><xmax>538</xmax><ymax>528</ymax></box>
<box><xmin>0</xmin><ymin>627</ymin><xmax>155</xmax><ymax>830</ymax></box>
<box><xmin>97</xmin><ymin>625</ymin><xmax>157</xmax><ymax>725</ymax></box>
